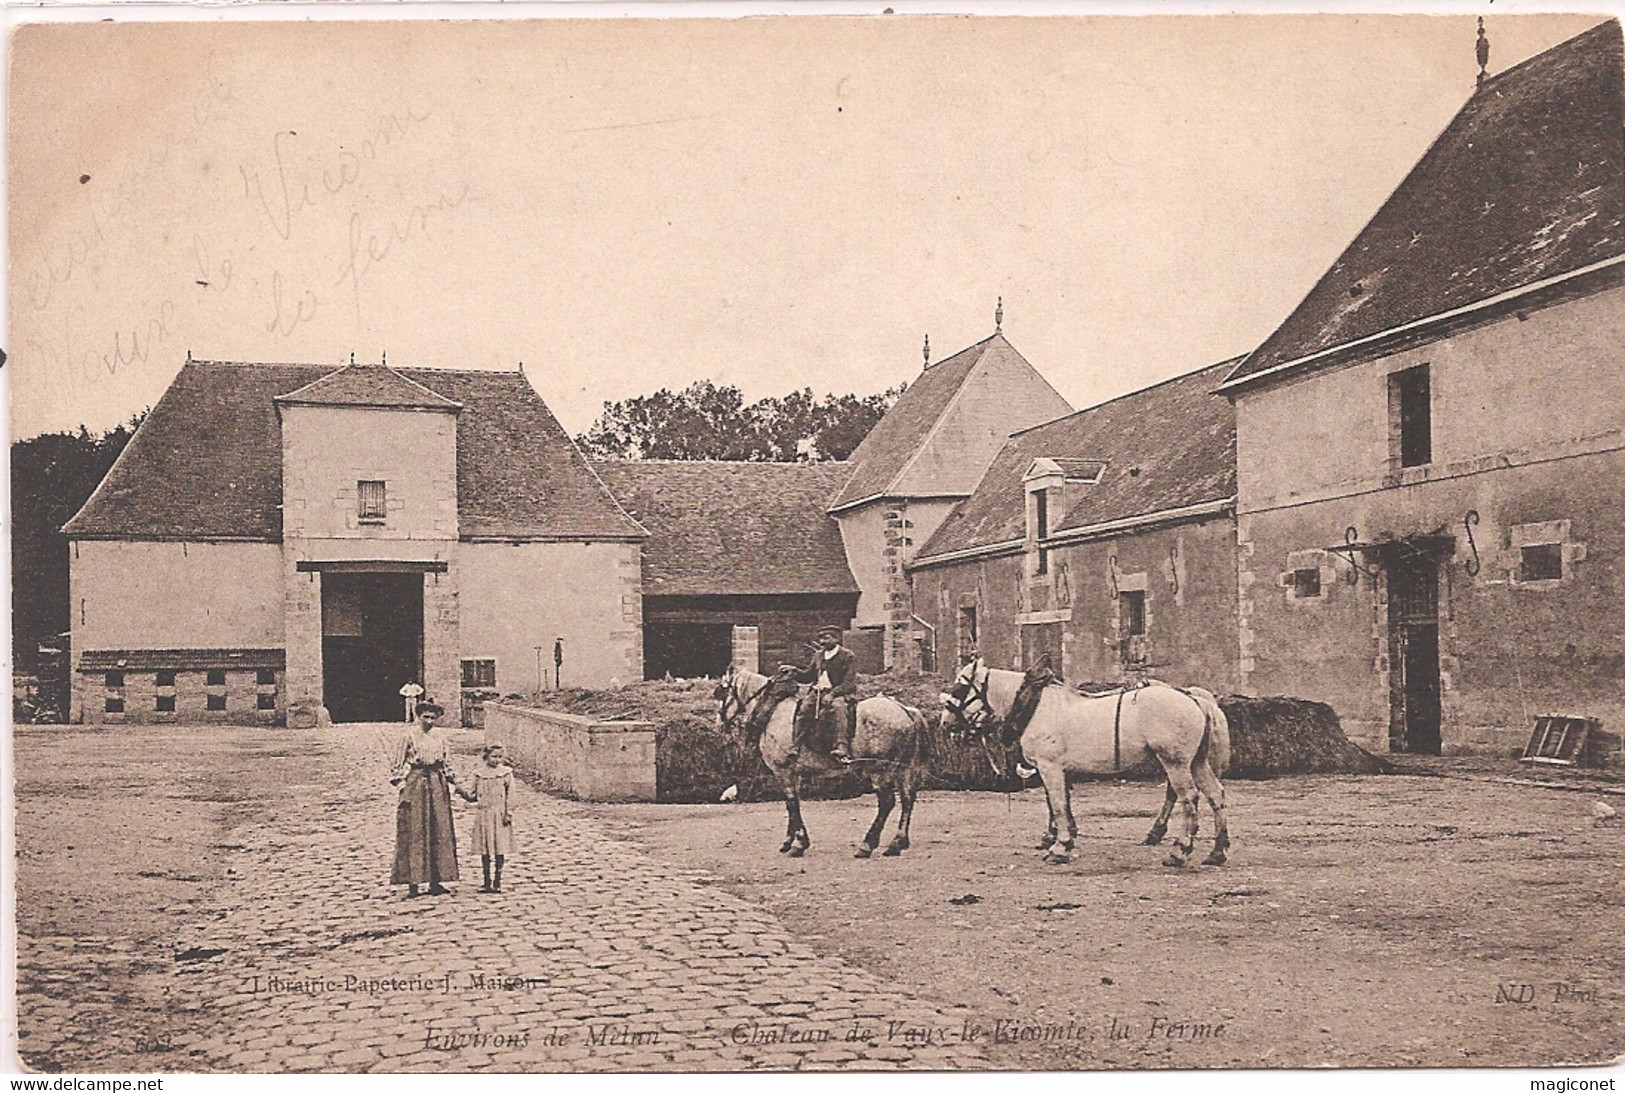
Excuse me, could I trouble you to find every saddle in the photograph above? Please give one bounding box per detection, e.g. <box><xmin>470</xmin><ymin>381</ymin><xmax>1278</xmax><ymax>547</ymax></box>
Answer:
<box><xmin>793</xmin><ymin>692</ymin><xmax>849</xmax><ymax>754</ymax></box>
<box><xmin>1076</xmin><ymin>677</ymin><xmax>1154</xmax><ymax>700</ymax></box>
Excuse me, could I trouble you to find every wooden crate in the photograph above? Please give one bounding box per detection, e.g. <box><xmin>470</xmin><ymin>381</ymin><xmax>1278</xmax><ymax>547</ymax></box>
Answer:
<box><xmin>1520</xmin><ymin>715</ymin><xmax>1600</xmax><ymax>766</ymax></box>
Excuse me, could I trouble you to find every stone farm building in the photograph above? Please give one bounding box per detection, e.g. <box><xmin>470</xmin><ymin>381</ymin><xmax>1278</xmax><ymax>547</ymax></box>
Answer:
<box><xmin>589</xmin><ymin>460</ymin><xmax>859</xmax><ymax>679</ymax></box>
<box><xmin>63</xmin><ymin>359</ymin><xmax>647</xmax><ymax>725</ymax></box>
<box><xmin>59</xmin><ymin>20</ymin><xmax>1623</xmax><ymax>754</ymax></box>
<box><xmin>827</xmin><ymin>330</ymin><xmax>1072</xmax><ymax>669</ymax></box>
<box><xmin>58</xmin><ymin>327</ymin><xmax>1061</xmax><ymax>725</ymax></box>
<box><xmin>908</xmin><ymin>358</ymin><xmax>1239</xmax><ymax>692</ymax></box>
<box><xmin>1217</xmin><ymin>20</ymin><xmax>1625</xmax><ymax>755</ymax></box>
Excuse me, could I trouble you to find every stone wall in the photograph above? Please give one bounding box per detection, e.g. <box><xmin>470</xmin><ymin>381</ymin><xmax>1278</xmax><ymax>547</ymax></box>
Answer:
<box><xmin>1233</xmin><ymin>284</ymin><xmax>1625</xmax><ymax>754</ymax></box>
<box><xmin>483</xmin><ymin>703</ymin><xmax>656</xmax><ymax>802</ymax></box>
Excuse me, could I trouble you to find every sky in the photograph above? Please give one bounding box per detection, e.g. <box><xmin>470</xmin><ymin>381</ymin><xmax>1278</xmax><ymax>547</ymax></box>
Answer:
<box><xmin>8</xmin><ymin>10</ymin><xmax>1614</xmax><ymax>441</ymax></box>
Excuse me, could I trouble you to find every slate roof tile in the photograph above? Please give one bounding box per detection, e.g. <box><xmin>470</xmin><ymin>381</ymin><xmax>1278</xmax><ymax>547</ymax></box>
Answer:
<box><xmin>1227</xmin><ymin>19</ymin><xmax>1625</xmax><ymax>386</ymax></box>
<box><xmin>274</xmin><ymin>360</ymin><xmax>462</xmax><ymax>409</ymax></box>
<box><xmin>829</xmin><ymin>336</ymin><xmax>991</xmax><ymax>508</ymax></box>
<box><xmin>916</xmin><ymin>359</ymin><xmax>1238</xmax><ymax>560</ymax></box>
<box><xmin>591</xmin><ymin>460</ymin><xmax>859</xmax><ymax>596</ymax></box>
<box><xmin>63</xmin><ymin>360</ymin><xmax>645</xmax><ymax>542</ymax></box>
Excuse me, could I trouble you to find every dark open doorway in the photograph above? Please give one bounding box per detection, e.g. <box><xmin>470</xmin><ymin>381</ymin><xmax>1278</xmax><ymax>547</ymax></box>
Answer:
<box><xmin>322</xmin><ymin>571</ymin><xmax>424</xmax><ymax>722</ymax></box>
<box><xmin>1387</xmin><ymin>548</ymin><xmax>1442</xmax><ymax>755</ymax></box>
<box><xmin>645</xmin><ymin>622</ymin><xmax>732</xmax><ymax>679</ymax></box>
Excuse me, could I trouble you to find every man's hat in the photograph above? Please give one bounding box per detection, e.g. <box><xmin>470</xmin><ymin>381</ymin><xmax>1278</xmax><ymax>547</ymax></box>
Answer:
<box><xmin>817</xmin><ymin>625</ymin><xmax>842</xmax><ymax>639</ymax></box>
<box><xmin>416</xmin><ymin>698</ymin><xmax>446</xmax><ymax>717</ymax></box>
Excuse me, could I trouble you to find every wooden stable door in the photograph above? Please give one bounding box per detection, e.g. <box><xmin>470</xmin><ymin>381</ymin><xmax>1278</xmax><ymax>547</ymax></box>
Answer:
<box><xmin>1387</xmin><ymin>551</ymin><xmax>1442</xmax><ymax>755</ymax></box>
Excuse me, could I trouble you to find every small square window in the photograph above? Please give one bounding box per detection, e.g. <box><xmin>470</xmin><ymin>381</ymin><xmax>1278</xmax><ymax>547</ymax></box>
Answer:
<box><xmin>358</xmin><ymin>480</ymin><xmax>387</xmax><ymax>521</ymax></box>
<box><xmin>257</xmin><ymin>693</ymin><xmax>277</xmax><ymax>710</ymax></box>
<box><xmin>1521</xmin><ymin>544</ymin><xmax>1563</xmax><ymax>582</ymax></box>
<box><xmin>1293</xmin><ymin>568</ymin><xmax>1322</xmax><ymax>597</ymax></box>
<box><xmin>207</xmin><ymin>694</ymin><xmax>227</xmax><ymax>711</ymax></box>
<box><xmin>105</xmin><ymin>671</ymin><xmax>124</xmax><ymax>689</ymax></box>
<box><xmin>461</xmin><ymin>659</ymin><xmax>497</xmax><ymax>689</ymax></box>
<box><xmin>256</xmin><ymin>669</ymin><xmax>277</xmax><ymax>686</ymax></box>
<box><xmin>105</xmin><ymin>696</ymin><xmax>124</xmax><ymax>714</ymax></box>
<box><xmin>155</xmin><ymin>670</ymin><xmax>176</xmax><ymax>688</ymax></box>
<box><xmin>156</xmin><ymin>695</ymin><xmax>176</xmax><ymax>713</ymax></box>
<box><xmin>206</xmin><ymin>669</ymin><xmax>226</xmax><ymax>687</ymax></box>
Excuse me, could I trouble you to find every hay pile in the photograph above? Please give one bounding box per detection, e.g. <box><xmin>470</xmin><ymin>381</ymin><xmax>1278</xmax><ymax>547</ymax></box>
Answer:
<box><xmin>1219</xmin><ymin>695</ymin><xmax>1391</xmax><ymax>779</ymax></box>
<box><xmin>510</xmin><ymin>678</ymin><xmax>1388</xmax><ymax>799</ymax></box>
<box><xmin>512</xmin><ymin>673</ymin><xmax>1012</xmax><ymax>801</ymax></box>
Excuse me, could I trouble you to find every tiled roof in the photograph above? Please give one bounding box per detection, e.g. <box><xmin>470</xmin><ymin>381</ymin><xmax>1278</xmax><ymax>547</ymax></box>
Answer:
<box><xmin>1226</xmin><ymin>19</ymin><xmax>1625</xmax><ymax>387</ymax></box>
<box><xmin>591</xmin><ymin>460</ymin><xmax>860</xmax><ymax>597</ymax></box>
<box><xmin>63</xmin><ymin>360</ymin><xmax>645</xmax><ymax>542</ymax></box>
<box><xmin>915</xmin><ymin>359</ymin><xmax>1238</xmax><ymax>561</ymax></box>
<box><xmin>828</xmin><ymin>334</ymin><xmax>1001</xmax><ymax>508</ymax></box>
<box><xmin>274</xmin><ymin>360</ymin><xmax>462</xmax><ymax>410</ymax></box>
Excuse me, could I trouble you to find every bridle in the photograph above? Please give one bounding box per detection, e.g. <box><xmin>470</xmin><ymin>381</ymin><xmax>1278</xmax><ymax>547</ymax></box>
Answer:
<box><xmin>716</xmin><ymin>670</ymin><xmax>769</xmax><ymax>733</ymax></box>
<box><xmin>942</xmin><ymin>657</ymin><xmax>997</xmax><ymax>738</ymax></box>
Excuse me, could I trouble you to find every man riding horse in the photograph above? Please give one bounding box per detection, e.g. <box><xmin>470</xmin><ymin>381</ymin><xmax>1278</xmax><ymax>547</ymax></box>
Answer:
<box><xmin>782</xmin><ymin>625</ymin><xmax>857</xmax><ymax>763</ymax></box>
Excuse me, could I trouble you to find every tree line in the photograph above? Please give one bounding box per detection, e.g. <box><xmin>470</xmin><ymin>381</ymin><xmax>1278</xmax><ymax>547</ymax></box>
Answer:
<box><xmin>576</xmin><ymin>380</ymin><xmax>905</xmax><ymax>462</ymax></box>
<box><xmin>12</xmin><ymin>417</ymin><xmax>144</xmax><ymax>675</ymax></box>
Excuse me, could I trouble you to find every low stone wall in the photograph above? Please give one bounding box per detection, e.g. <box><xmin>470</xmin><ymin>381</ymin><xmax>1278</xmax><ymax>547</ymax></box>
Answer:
<box><xmin>483</xmin><ymin>703</ymin><xmax>656</xmax><ymax>802</ymax></box>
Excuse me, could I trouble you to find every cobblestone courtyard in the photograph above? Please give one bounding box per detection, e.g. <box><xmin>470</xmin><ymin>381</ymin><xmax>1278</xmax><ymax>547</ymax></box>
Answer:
<box><xmin>13</xmin><ymin>723</ymin><xmax>988</xmax><ymax>1072</ymax></box>
<box><xmin>14</xmin><ymin>722</ymin><xmax>1625</xmax><ymax>1072</ymax></box>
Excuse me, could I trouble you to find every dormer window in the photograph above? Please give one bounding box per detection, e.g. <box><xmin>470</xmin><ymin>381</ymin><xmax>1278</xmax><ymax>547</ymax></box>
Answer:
<box><xmin>358</xmin><ymin>480</ymin><xmax>387</xmax><ymax>523</ymax></box>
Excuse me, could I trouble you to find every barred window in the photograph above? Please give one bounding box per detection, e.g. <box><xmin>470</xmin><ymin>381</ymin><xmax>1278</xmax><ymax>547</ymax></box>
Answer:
<box><xmin>358</xmin><ymin>480</ymin><xmax>387</xmax><ymax>522</ymax></box>
<box><xmin>206</xmin><ymin>669</ymin><xmax>226</xmax><ymax>687</ymax></box>
<box><xmin>105</xmin><ymin>671</ymin><xmax>124</xmax><ymax>689</ymax></box>
<box><xmin>257</xmin><ymin>693</ymin><xmax>277</xmax><ymax>710</ymax></box>
<box><xmin>1122</xmin><ymin>590</ymin><xmax>1147</xmax><ymax>636</ymax></box>
<box><xmin>156</xmin><ymin>695</ymin><xmax>176</xmax><ymax>713</ymax></box>
<box><xmin>256</xmin><ymin>669</ymin><xmax>277</xmax><ymax>686</ymax></box>
<box><xmin>462</xmin><ymin>658</ymin><xmax>497</xmax><ymax>688</ymax></box>
<box><xmin>207</xmin><ymin>694</ymin><xmax>227</xmax><ymax>711</ymax></box>
<box><xmin>155</xmin><ymin>670</ymin><xmax>176</xmax><ymax>688</ymax></box>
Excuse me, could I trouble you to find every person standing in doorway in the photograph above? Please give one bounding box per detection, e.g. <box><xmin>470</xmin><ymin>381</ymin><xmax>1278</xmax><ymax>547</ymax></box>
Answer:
<box><xmin>399</xmin><ymin>680</ymin><xmax>424</xmax><ymax>722</ymax></box>
<box><xmin>390</xmin><ymin>698</ymin><xmax>459</xmax><ymax>897</ymax></box>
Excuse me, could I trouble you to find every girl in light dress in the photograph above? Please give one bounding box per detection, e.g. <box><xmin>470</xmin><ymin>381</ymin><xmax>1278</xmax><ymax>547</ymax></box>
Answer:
<box><xmin>457</xmin><ymin>743</ymin><xmax>514</xmax><ymax>892</ymax></box>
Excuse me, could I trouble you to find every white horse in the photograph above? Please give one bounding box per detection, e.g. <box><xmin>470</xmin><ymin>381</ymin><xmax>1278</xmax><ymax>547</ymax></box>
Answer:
<box><xmin>715</xmin><ymin>666</ymin><xmax>929</xmax><ymax>859</ymax></box>
<box><xmin>942</xmin><ymin>657</ymin><xmax>1231</xmax><ymax>867</ymax></box>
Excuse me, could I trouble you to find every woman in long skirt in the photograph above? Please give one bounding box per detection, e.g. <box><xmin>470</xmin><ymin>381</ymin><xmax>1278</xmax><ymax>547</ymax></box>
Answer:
<box><xmin>390</xmin><ymin>698</ymin><xmax>459</xmax><ymax>896</ymax></box>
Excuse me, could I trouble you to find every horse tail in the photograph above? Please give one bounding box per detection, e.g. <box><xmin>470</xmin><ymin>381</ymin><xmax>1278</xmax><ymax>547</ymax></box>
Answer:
<box><xmin>901</xmin><ymin>701</ymin><xmax>932</xmax><ymax>790</ymax></box>
<box><xmin>1184</xmin><ymin>686</ymin><xmax>1230</xmax><ymax>776</ymax></box>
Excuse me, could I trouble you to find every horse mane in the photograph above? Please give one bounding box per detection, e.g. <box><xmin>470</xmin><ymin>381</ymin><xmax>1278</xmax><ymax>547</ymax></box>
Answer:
<box><xmin>1005</xmin><ymin>661</ymin><xmax>1063</xmax><ymax>745</ymax></box>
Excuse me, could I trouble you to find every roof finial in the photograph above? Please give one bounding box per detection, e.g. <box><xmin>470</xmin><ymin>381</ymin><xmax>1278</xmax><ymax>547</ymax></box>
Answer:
<box><xmin>381</xmin><ymin>349</ymin><xmax>387</xmax><ymax>368</ymax></box>
<box><xmin>923</xmin><ymin>334</ymin><xmax>931</xmax><ymax>368</ymax></box>
<box><xmin>1476</xmin><ymin>17</ymin><xmax>1490</xmax><ymax>87</ymax></box>
<box><xmin>349</xmin><ymin>351</ymin><xmax>355</xmax><ymax>367</ymax></box>
<box><xmin>995</xmin><ymin>296</ymin><xmax>1003</xmax><ymax>333</ymax></box>
<box><xmin>186</xmin><ymin>349</ymin><xmax>193</xmax><ymax>363</ymax></box>
<box><xmin>518</xmin><ymin>360</ymin><xmax>525</xmax><ymax>374</ymax></box>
